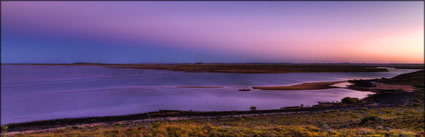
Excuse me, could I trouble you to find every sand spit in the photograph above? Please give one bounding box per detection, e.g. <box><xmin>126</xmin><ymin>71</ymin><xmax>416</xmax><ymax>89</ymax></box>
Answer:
<box><xmin>252</xmin><ymin>81</ymin><xmax>345</xmax><ymax>90</ymax></box>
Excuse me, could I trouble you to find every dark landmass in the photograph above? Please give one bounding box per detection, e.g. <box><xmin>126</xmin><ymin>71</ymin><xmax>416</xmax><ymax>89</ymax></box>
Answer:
<box><xmin>384</xmin><ymin>64</ymin><xmax>425</xmax><ymax>69</ymax></box>
<box><xmin>108</xmin><ymin>64</ymin><xmax>392</xmax><ymax>73</ymax></box>
<box><xmin>1</xmin><ymin>63</ymin><xmax>400</xmax><ymax>73</ymax></box>
<box><xmin>348</xmin><ymin>70</ymin><xmax>424</xmax><ymax>106</ymax></box>
<box><xmin>4</xmin><ymin>63</ymin><xmax>423</xmax><ymax>73</ymax></box>
<box><xmin>71</xmin><ymin>62</ymin><xmax>105</xmax><ymax>65</ymax></box>
<box><xmin>380</xmin><ymin>70</ymin><xmax>424</xmax><ymax>86</ymax></box>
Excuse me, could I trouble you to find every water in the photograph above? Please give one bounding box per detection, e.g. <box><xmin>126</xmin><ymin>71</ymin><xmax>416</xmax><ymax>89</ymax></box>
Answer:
<box><xmin>1</xmin><ymin>65</ymin><xmax>419</xmax><ymax>124</ymax></box>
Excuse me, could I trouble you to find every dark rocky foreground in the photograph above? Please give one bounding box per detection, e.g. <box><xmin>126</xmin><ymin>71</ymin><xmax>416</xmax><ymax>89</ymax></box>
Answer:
<box><xmin>348</xmin><ymin>70</ymin><xmax>424</xmax><ymax>106</ymax></box>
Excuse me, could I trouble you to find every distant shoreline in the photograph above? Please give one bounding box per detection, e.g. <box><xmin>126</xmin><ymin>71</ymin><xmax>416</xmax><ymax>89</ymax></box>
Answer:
<box><xmin>5</xmin><ymin>63</ymin><xmax>423</xmax><ymax>73</ymax></box>
<box><xmin>3</xmin><ymin>63</ymin><xmax>422</xmax><ymax>73</ymax></box>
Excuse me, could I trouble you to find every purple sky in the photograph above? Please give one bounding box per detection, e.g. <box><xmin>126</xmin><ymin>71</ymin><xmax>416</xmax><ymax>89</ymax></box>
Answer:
<box><xmin>2</xmin><ymin>2</ymin><xmax>424</xmax><ymax>63</ymax></box>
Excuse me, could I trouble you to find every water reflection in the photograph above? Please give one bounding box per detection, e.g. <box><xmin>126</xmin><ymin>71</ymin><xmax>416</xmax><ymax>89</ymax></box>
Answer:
<box><xmin>1</xmin><ymin>65</ymin><xmax>419</xmax><ymax>124</ymax></box>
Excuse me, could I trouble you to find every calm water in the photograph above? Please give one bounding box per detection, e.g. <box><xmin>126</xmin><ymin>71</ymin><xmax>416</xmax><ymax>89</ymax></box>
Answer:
<box><xmin>1</xmin><ymin>65</ymin><xmax>419</xmax><ymax>124</ymax></box>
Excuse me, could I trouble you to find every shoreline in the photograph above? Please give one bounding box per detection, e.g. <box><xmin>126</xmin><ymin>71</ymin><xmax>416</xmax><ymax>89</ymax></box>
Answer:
<box><xmin>3</xmin><ymin>70</ymin><xmax>423</xmax><ymax>135</ymax></box>
<box><xmin>252</xmin><ymin>81</ymin><xmax>345</xmax><ymax>90</ymax></box>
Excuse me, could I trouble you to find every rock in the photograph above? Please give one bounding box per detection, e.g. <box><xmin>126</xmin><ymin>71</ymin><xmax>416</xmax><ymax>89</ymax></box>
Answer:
<box><xmin>239</xmin><ymin>88</ymin><xmax>251</xmax><ymax>91</ymax></box>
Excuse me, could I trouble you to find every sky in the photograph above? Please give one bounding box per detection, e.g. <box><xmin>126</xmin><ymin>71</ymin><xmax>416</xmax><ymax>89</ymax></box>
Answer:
<box><xmin>1</xmin><ymin>2</ymin><xmax>424</xmax><ymax>64</ymax></box>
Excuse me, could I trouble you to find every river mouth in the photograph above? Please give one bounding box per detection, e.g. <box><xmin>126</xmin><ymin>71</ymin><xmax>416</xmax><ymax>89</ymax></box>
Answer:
<box><xmin>1</xmin><ymin>65</ymin><xmax>419</xmax><ymax>124</ymax></box>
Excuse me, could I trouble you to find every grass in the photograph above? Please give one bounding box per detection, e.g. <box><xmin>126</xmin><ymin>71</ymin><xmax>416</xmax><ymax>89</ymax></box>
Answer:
<box><xmin>381</xmin><ymin>70</ymin><xmax>424</xmax><ymax>87</ymax></box>
<box><xmin>15</xmin><ymin>125</ymin><xmax>419</xmax><ymax>137</ymax></box>
<box><xmin>9</xmin><ymin>106</ymin><xmax>424</xmax><ymax>137</ymax></box>
<box><xmin>341</xmin><ymin>97</ymin><xmax>362</xmax><ymax>104</ymax></box>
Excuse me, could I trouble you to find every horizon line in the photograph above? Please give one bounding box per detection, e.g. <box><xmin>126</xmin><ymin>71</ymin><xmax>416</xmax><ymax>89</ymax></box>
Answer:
<box><xmin>1</xmin><ymin>62</ymin><xmax>424</xmax><ymax>65</ymax></box>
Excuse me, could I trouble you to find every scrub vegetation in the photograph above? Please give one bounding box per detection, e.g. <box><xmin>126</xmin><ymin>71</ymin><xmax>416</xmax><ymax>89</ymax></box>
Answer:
<box><xmin>8</xmin><ymin>106</ymin><xmax>424</xmax><ymax>137</ymax></box>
